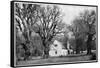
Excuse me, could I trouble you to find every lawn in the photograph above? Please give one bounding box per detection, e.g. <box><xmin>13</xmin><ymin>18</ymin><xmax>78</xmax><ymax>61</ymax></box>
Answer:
<box><xmin>17</xmin><ymin>53</ymin><xmax>95</xmax><ymax>66</ymax></box>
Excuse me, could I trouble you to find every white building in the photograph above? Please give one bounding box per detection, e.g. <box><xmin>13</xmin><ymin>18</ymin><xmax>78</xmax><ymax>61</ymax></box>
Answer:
<box><xmin>49</xmin><ymin>40</ymin><xmax>68</xmax><ymax>57</ymax></box>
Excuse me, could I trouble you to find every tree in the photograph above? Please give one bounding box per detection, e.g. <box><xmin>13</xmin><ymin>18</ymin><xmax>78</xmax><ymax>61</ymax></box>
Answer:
<box><xmin>67</xmin><ymin>19</ymin><xmax>88</xmax><ymax>54</ymax></box>
<box><xmin>34</xmin><ymin>5</ymin><xmax>65</xmax><ymax>58</ymax></box>
<box><xmin>68</xmin><ymin>10</ymin><xmax>96</xmax><ymax>54</ymax></box>
<box><xmin>15</xmin><ymin>3</ymin><xmax>65</xmax><ymax>58</ymax></box>
<box><xmin>79</xmin><ymin>10</ymin><xmax>96</xmax><ymax>54</ymax></box>
<box><xmin>15</xmin><ymin>3</ymin><xmax>42</xmax><ymax>60</ymax></box>
<box><xmin>15</xmin><ymin>3</ymin><xmax>40</xmax><ymax>43</ymax></box>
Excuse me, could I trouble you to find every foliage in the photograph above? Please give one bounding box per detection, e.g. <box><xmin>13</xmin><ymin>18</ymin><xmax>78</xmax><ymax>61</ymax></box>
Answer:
<box><xmin>67</xmin><ymin>10</ymin><xmax>96</xmax><ymax>54</ymax></box>
<box><xmin>79</xmin><ymin>10</ymin><xmax>96</xmax><ymax>54</ymax></box>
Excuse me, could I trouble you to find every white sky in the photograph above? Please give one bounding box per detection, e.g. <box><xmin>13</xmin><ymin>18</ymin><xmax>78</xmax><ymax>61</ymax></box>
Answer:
<box><xmin>16</xmin><ymin>2</ymin><xmax>96</xmax><ymax>25</ymax></box>
<box><xmin>39</xmin><ymin>3</ymin><xmax>97</xmax><ymax>25</ymax></box>
<box><xmin>58</xmin><ymin>5</ymin><xmax>96</xmax><ymax>25</ymax></box>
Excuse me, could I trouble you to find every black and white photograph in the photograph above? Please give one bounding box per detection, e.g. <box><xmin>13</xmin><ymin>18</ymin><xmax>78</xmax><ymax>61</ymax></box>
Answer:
<box><xmin>11</xmin><ymin>1</ymin><xmax>98</xmax><ymax>67</ymax></box>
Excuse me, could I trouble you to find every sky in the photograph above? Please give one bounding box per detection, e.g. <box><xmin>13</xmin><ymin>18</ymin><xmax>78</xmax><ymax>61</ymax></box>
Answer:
<box><xmin>14</xmin><ymin>2</ymin><xmax>97</xmax><ymax>40</ymax></box>
<box><xmin>16</xmin><ymin>2</ymin><xmax>97</xmax><ymax>25</ymax></box>
<box><xmin>15</xmin><ymin>2</ymin><xmax>97</xmax><ymax>25</ymax></box>
<box><xmin>15</xmin><ymin>2</ymin><xmax>97</xmax><ymax>36</ymax></box>
<box><xmin>39</xmin><ymin>3</ymin><xmax>97</xmax><ymax>25</ymax></box>
<box><xmin>58</xmin><ymin>5</ymin><xmax>96</xmax><ymax>25</ymax></box>
<box><xmin>55</xmin><ymin>4</ymin><xmax>96</xmax><ymax>38</ymax></box>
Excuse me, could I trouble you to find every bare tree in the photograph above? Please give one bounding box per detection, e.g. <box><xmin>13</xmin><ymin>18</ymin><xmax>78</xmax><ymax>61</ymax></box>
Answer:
<box><xmin>34</xmin><ymin>5</ymin><xmax>65</xmax><ymax>58</ymax></box>
<box><xmin>15</xmin><ymin>3</ymin><xmax>65</xmax><ymax>58</ymax></box>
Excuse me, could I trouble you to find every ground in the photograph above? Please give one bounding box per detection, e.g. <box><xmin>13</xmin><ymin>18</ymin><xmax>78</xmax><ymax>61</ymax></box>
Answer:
<box><xmin>16</xmin><ymin>52</ymin><xmax>96</xmax><ymax>66</ymax></box>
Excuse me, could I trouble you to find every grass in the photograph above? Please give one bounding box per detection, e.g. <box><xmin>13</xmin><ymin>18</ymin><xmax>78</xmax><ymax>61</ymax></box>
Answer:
<box><xmin>17</xmin><ymin>54</ymin><xmax>95</xmax><ymax>66</ymax></box>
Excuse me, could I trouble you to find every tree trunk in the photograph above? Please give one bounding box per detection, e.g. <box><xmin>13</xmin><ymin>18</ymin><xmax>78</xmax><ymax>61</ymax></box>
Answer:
<box><xmin>43</xmin><ymin>47</ymin><xmax>49</xmax><ymax>58</ymax></box>
<box><xmin>42</xmin><ymin>40</ymin><xmax>49</xmax><ymax>58</ymax></box>
<box><xmin>76</xmin><ymin>38</ymin><xmax>81</xmax><ymax>54</ymax></box>
<box><xmin>87</xmin><ymin>34</ymin><xmax>92</xmax><ymax>54</ymax></box>
<box><xmin>76</xmin><ymin>49</ymin><xmax>80</xmax><ymax>54</ymax></box>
